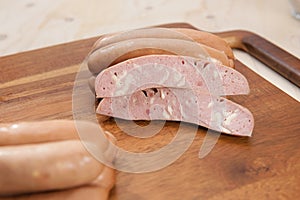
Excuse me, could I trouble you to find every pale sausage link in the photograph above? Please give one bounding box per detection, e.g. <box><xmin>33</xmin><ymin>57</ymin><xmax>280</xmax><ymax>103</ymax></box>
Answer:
<box><xmin>88</xmin><ymin>38</ymin><xmax>232</xmax><ymax>74</ymax></box>
<box><xmin>0</xmin><ymin>120</ymin><xmax>78</xmax><ymax>146</ymax></box>
<box><xmin>0</xmin><ymin>120</ymin><xmax>115</xmax><ymax>198</ymax></box>
<box><xmin>92</xmin><ymin>27</ymin><xmax>234</xmax><ymax>60</ymax></box>
<box><xmin>87</xmin><ymin>27</ymin><xmax>235</xmax><ymax>74</ymax></box>
<box><xmin>0</xmin><ymin>184</ymin><xmax>111</xmax><ymax>200</ymax></box>
<box><xmin>0</xmin><ymin>140</ymin><xmax>104</xmax><ymax>196</ymax></box>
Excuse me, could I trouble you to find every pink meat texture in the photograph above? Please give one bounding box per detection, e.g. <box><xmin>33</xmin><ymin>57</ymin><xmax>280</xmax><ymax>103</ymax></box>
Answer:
<box><xmin>96</xmin><ymin>88</ymin><xmax>254</xmax><ymax>136</ymax></box>
<box><xmin>94</xmin><ymin>55</ymin><xmax>249</xmax><ymax>98</ymax></box>
<box><xmin>92</xmin><ymin>55</ymin><xmax>254</xmax><ymax>136</ymax></box>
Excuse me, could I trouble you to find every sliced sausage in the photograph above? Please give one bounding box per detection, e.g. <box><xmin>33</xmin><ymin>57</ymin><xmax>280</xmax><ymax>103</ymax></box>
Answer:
<box><xmin>96</xmin><ymin>88</ymin><xmax>254</xmax><ymax>137</ymax></box>
<box><xmin>94</xmin><ymin>55</ymin><xmax>249</xmax><ymax>98</ymax></box>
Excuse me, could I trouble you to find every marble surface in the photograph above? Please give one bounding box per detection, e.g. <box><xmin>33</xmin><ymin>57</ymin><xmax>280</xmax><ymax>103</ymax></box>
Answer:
<box><xmin>0</xmin><ymin>0</ymin><xmax>299</xmax><ymax>101</ymax></box>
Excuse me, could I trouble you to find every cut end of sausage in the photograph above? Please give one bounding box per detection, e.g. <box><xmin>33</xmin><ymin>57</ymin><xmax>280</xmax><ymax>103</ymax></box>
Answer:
<box><xmin>96</xmin><ymin>88</ymin><xmax>254</xmax><ymax>137</ymax></box>
<box><xmin>94</xmin><ymin>55</ymin><xmax>249</xmax><ymax>98</ymax></box>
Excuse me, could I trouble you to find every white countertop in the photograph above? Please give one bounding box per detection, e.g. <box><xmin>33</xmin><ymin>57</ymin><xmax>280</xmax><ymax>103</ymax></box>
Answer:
<box><xmin>0</xmin><ymin>0</ymin><xmax>299</xmax><ymax>101</ymax></box>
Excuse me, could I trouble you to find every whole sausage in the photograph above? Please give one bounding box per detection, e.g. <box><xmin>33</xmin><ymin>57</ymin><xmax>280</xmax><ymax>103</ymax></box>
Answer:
<box><xmin>92</xmin><ymin>27</ymin><xmax>234</xmax><ymax>60</ymax></box>
<box><xmin>0</xmin><ymin>184</ymin><xmax>111</xmax><ymax>200</ymax></box>
<box><xmin>92</xmin><ymin>27</ymin><xmax>193</xmax><ymax>49</ymax></box>
<box><xmin>0</xmin><ymin>140</ymin><xmax>107</xmax><ymax>196</ymax></box>
<box><xmin>96</xmin><ymin>87</ymin><xmax>254</xmax><ymax>137</ymax></box>
<box><xmin>87</xmin><ymin>38</ymin><xmax>233</xmax><ymax>74</ymax></box>
<box><xmin>172</xmin><ymin>28</ymin><xmax>234</xmax><ymax>59</ymax></box>
<box><xmin>94</xmin><ymin>55</ymin><xmax>249</xmax><ymax>98</ymax></box>
<box><xmin>0</xmin><ymin>120</ymin><xmax>79</xmax><ymax>146</ymax></box>
<box><xmin>0</xmin><ymin>120</ymin><xmax>115</xmax><ymax>197</ymax></box>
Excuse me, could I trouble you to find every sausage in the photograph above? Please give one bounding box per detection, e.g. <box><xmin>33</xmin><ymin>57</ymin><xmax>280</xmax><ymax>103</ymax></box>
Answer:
<box><xmin>0</xmin><ymin>140</ymin><xmax>106</xmax><ymax>195</ymax></box>
<box><xmin>92</xmin><ymin>27</ymin><xmax>234</xmax><ymax>59</ymax></box>
<box><xmin>0</xmin><ymin>120</ymin><xmax>110</xmax><ymax>149</ymax></box>
<box><xmin>92</xmin><ymin>27</ymin><xmax>193</xmax><ymax>49</ymax></box>
<box><xmin>87</xmin><ymin>38</ymin><xmax>233</xmax><ymax>74</ymax></box>
<box><xmin>0</xmin><ymin>184</ymin><xmax>111</xmax><ymax>200</ymax></box>
<box><xmin>94</xmin><ymin>55</ymin><xmax>249</xmax><ymax>98</ymax></box>
<box><xmin>96</xmin><ymin>87</ymin><xmax>254</xmax><ymax>137</ymax></box>
<box><xmin>0</xmin><ymin>120</ymin><xmax>115</xmax><ymax>197</ymax></box>
<box><xmin>88</xmin><ymin>27</ymin><xmax>234</xmax><ymax>74</ymax></box>
<box><xmin>171</xmin><ymin>28</ymin><xmax>234</xmax><ymax>59</ymax></box>
<box><xmin>0</xmin><ymin>120</ymin><xmax>79</xmax><ymax>146</ymax></box>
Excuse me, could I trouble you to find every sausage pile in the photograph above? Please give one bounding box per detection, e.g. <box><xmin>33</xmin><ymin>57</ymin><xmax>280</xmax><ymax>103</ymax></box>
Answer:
<box><xmin>0</xmin><ymin>120</ymin><xmax>115</xmax><ymax>199</ymax></box>
<box><xmin>88</xmin><ymin>27</ymin><xmax>254</xmax><ymax>136</ymax></box>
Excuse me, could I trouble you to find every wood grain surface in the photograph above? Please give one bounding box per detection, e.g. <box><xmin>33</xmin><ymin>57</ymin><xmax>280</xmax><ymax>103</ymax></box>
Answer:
<box><xmin>0</xmin><ymin>23</ymin><xmax>299</xmax><ymax>199</ymax></box>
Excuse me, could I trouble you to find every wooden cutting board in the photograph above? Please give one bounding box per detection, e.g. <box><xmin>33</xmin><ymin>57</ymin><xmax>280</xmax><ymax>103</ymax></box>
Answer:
<box><xmin>0</xmin><ymin>23</ymin><xmax>299</xmax><ymax>199</ymax></box>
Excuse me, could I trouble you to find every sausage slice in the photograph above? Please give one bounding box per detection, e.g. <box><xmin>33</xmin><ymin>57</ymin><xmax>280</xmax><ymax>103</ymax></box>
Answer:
<box><xmin>96</xmin><ymin>88</ymin><xmax>254</xmax><ymax>137</ymax></box>
<box><xmin>94</xmin><ymin>55</ymin><xmax>249</xmax><ymax>98</ymax></box>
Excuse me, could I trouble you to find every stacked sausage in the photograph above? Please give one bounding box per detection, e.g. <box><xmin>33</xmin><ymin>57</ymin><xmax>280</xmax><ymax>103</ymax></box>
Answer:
<box><xmin>88</xmin><ymin>28</ymin><xmax>254</xmax><ymax>136</ymax></box>
<box><xmin>0</xmin><ymin>120</ymin><xmax>115</xmax><ymax>199</ymax></box>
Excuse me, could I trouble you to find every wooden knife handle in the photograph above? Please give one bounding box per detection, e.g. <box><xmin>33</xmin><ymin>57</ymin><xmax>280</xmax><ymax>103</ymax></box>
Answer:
<box><xmin>242</xmin><ymin>32</ymin><xmax>300</xmax><ymax>87</ymax></box>
<box><xmin>218</xmin><ymin>30</ymin><xmax>300</xmax><ymax>87</ymax></box>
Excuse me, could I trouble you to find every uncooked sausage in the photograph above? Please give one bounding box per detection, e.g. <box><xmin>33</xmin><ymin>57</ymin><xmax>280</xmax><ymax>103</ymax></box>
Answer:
<box><xmin>92</xmin><ymin>27</ymin><xmax>234</xmax><ymax>59</ymax></box>
<box><xmin>0</xmin><ymin>120</ymin><xmax>79</xmax><ymax>146</ymax></box>
<box><xmin>88</xmin><ymin>38</ymin><xmax>233</xmax><ymax>74</ymax></box>
<box><xmin>0</xmin><ymin>120</ymin><xmax>115</xmax><ymax>197</ymax></box>
<box><xmin>0</xmin><ymin>140</ymin><xmax>104</xmax><ymax>195</ymax></box>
